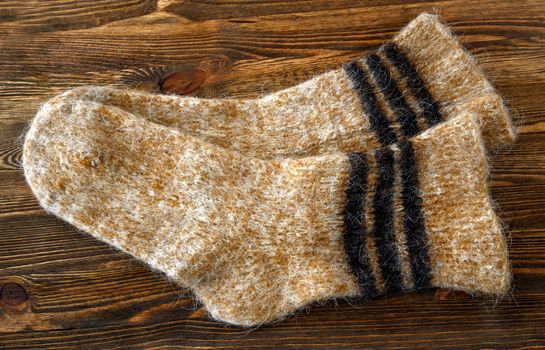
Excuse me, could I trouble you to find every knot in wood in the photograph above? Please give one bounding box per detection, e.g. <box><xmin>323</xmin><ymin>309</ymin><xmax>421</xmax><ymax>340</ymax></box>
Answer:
<box><xmin>160</xmin><ymin>68</ymin><xmax>207</xmax><ymax>95</ymax></box>
<box><xmin>1</xmin><ymin>283</ymin><xmax>28</xmax><ymax>306</ymax></box>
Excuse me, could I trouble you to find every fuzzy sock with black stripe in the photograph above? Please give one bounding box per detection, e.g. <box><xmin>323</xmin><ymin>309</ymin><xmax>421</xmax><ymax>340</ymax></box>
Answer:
<box><xmin>53</xmin><ymin>13</ymin><xmax>516</xmax><ymax>159</ymax></box>
<box><xmin>23</xmin><ymin>94</ymin><xmax>511</xmax><ymax>326</ymax></box>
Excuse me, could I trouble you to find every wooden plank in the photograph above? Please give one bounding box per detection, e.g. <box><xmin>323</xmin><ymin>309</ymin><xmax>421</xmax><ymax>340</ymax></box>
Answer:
<box><xmin>1</xmin><ymin>0</ymin><xmax>545</xmax><ymax>348</ymax></box>
<box><xmin>1</xmin><ymin>0</ymin><xmax>157</xmax><ymax>32</ymax></box>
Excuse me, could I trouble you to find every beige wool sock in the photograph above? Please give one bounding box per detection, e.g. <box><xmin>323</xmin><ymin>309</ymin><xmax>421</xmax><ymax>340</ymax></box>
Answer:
<box><xmin>23</xmin><ymin>95</ymin><xmax>510</xmax><ymax>326</ymax></box>
<box><xmin>55</xmin><ymin>13</ymin><xmax>516</xmax><ymax>159</ymax></box>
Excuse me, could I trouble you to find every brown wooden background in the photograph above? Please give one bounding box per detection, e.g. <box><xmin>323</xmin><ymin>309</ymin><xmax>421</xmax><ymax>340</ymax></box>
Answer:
<box><xmin>1</xmin><ymin>1</ymin><xmax>545</xmax><ymax>349</ymax></box>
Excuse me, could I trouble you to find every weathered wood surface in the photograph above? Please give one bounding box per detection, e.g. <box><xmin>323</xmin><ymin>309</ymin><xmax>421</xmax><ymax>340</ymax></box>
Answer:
<box><xmin>1</xmin><ymin>1</ymin><xmax>545</xmax><ymax>348</ymax></box>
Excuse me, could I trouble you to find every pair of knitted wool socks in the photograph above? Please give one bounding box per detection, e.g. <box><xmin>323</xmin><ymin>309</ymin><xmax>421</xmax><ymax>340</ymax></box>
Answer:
<box><xmin>23</xmin><ymin>14</ymin><xmax>516</xmax><ymax>326</ymax></box>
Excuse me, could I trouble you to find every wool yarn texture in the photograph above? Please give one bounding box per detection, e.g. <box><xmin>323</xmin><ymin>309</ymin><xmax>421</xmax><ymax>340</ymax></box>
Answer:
<box><xmin>54</xmin><ymin>13</ymin><xmax>516</xmax><ymax>159</ymax></box>
<box><xmin>24</xmin><ymin>92</ymin><xmax>510</xmax><ymax>326</ymax></box>
<box><xmin>23</xmin><ymin>13</ymin><xmax>516</xmax><ymax>327</ymax></box>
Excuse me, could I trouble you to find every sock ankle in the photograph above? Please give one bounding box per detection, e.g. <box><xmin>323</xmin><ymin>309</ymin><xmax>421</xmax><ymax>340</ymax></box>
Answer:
<box><xmin>23</xmin><ymin>96</ymin><xmax>510</xmax><ymax>326</ymax></box>
<box><xmin>53</xmin><ymin>13</ymin><xmax>516</xmax><ymax>159</ymax></box>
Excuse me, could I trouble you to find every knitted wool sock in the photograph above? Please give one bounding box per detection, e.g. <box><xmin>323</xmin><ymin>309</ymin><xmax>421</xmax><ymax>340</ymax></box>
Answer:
<box><xmin>23</xmin><ymin>96</ymin><xmax>510</xmax><ymax>326</ymax></box>
<box><xmin>56</xmin><ymin>13</ymin><xmax>516</xmax><ymax>159</ymax></box>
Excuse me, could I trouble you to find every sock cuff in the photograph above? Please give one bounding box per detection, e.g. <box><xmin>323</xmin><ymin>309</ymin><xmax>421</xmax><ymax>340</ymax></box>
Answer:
<box><xmin>343</xmin><ymin>142</ymin><xmax>432</xmax><ymax>297</ymax></box>
<box><xmin>342</xmin><ymin>112</ymin><xmax>511</xmax><ymax>298</ymax></box>
<box><xmin>391</xmin><ymin>13</ymin><xmax>517</xmax><ymax>152</ymax></box>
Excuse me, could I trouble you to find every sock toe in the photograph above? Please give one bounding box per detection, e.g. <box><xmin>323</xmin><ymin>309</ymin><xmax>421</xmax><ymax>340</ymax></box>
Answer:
<box><xmin>23</xmin><ymin>97</ymin><xmax>230</xmax><ymax>287</ymax></box>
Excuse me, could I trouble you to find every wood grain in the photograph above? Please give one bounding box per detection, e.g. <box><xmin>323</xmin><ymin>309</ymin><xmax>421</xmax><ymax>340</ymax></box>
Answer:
<box><xmin>1</xmin><ymin>1</ymin><xmax>545</xmax><ymax>348</ymax></box>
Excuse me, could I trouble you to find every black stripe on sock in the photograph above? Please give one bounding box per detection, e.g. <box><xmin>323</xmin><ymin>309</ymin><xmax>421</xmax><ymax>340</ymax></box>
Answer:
<box><xmin>366</xmin><ymin>54</ymin><xmax>420</xmax><ymax>137</ymax></box>
<box><xmin>343</xmin><ymin>153</ymin><xmax>379</xmax><ymax>298</ymax></box>
<box><xmin>399</xmin><ymin>140</ymin><xmax>431</xmax><ymax>290</ymax></box>
<box><xmin>344</xmin><ymin>61</ymin><xmax>398</xmax><ymax>146</ymax></box>
<box><xmin>371</xmin><ymin>148</ymin><xmax>404</xmax><ymax>293</ymax></box>
<box><xmin>382</xmin><ymin>43</ymin><xmax>442</xmax><ymax>127</ymax></box>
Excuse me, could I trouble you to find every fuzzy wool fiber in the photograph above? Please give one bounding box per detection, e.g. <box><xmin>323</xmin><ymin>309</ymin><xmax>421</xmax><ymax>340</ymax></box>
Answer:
<box><xmin>52</xmin><ymin>13</ymin><xmax>516</xmax><ymax>159</ymax></box>
<box><xmin>22</xmin><ymin>13</ymin><xmax>516</xmax><ymax>327</ymax></box>
<box><xmin>23</xmin><ymin>102</ymin><xmax>510</xmax><ymax>326</ymax></box>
